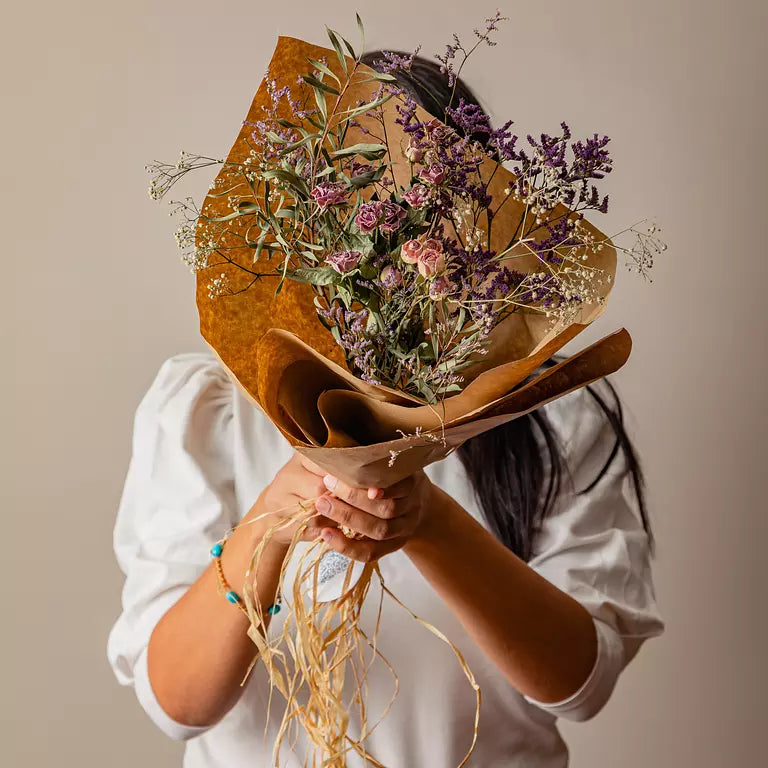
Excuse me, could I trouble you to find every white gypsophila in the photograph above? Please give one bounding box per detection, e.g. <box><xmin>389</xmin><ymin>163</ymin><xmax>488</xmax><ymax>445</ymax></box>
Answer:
<box><xmin>207</xmin><ymin>272</ymin><xmax>231</xmax><ymax>299</ymax></box>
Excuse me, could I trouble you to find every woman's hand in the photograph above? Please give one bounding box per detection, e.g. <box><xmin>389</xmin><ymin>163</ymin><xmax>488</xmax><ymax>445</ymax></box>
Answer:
<box><xmin>315</xmin><ymin>471</ymin><xmax>436</xmax><ymax>562</ymax></box>
<box><xmin>249</xmin><ymin>452</ymin><xmax>338</xmax><ymax>546</ymax></box>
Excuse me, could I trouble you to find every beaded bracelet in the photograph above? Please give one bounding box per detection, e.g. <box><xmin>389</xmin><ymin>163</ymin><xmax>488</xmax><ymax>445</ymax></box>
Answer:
<box><xmin>210</xmin><ymin>531</ymin><xmax>282</xmax><ymax>617</ymax></box>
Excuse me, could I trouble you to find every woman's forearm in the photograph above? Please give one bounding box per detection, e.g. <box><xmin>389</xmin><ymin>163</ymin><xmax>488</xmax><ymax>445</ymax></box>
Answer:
<box><xmin>147</xmin><ymin>508</ymin><xmax>289</xmax><ymax>727</ymax></box>
<box><xmin>403</xmin><ymin>484</ymin><xmax>597</xmax><ymax>704</ymax></box>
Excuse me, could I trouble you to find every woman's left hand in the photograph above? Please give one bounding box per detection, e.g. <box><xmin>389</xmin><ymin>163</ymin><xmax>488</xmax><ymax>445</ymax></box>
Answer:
<box><xmin>315</xmin><ymin>471</ymin><xmax>435</xmax><ymax>562</ymax></box>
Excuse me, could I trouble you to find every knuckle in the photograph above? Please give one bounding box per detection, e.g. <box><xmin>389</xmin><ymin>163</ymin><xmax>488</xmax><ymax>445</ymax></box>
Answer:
<box><xmin>379</xmin><ymin>499</ymin><xmax>397</xmax><ymax>519</ymax></box>
<box><xmin>372</xmin><ymin>521</ymin><xmax>389</xmax><ymax>541</ymax></box>
<box><xmin>344</xmin><ymin>485</ymin><xmax>362</xmax><ymax>506</ymax></box>
<box><xmin>338</xmin><ymin>504</ymin><xmax>353</xmax><ymax>526</ymax></box>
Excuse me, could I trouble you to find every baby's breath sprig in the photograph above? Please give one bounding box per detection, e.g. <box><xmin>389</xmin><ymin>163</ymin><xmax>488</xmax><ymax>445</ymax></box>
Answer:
<box><xmin>145</xmin><ymin>151</ymin><xmax>223</xmax><ymax>201</ymax></box>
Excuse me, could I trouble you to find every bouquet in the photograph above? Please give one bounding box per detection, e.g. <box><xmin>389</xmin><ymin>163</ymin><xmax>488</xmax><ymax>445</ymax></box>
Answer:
<box><xmin>147</xmin><ymin>13</ymin><xmax>664</xmax><ymax>766</ymax></box>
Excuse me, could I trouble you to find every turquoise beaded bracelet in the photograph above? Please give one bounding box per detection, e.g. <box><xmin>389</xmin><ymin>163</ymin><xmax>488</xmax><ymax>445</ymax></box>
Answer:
<box><xmin>210</xmin><ymin>534</ymin><xmax>282</xmax><ymax>616</ymax></box>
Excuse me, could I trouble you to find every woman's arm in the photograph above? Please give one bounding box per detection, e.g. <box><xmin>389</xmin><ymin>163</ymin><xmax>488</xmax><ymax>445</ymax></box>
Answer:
<box><xmin>402</xmin><ymin>483</ymin><xmax>598</xmax><ymax>704</ymax></box>
<box><xmin>315</xmin><ymin>473</ymin><xmax>598</xmax><ymax>706</ymax></box>
<box><xmin>146</xmin><ymin>509</ymin><xmax>288</xmax><ymax>728</ymax></box>
<box><xmin>147</xmin><ymin>453</ymin><xmax>334</xmax><ymax>728</ymax></box>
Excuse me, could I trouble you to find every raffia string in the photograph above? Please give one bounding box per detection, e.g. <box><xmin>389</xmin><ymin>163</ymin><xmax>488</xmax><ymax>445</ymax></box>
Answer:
<box><xmin>233</xmin><ymin>501</ymin><xmax>481</xmax><ymax>767</ymax></box>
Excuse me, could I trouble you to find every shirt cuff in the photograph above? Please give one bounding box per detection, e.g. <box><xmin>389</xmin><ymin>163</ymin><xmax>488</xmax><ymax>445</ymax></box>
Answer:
<box><xmin>523</xmin><ymin>617</ymin><xmax>625</xmax><ymax>722</ymax></box>
<box><xmin>133</xmin><ymin>645</ymin><xmax>211</xmax><ymax>741</ymax></box>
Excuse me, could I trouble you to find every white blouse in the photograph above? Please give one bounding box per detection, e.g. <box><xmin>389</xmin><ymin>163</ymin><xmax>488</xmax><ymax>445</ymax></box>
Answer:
<box><xmin>107</xmin><ymin>353</ymin><xmax>664</xmax><ymax>767</ymax></box>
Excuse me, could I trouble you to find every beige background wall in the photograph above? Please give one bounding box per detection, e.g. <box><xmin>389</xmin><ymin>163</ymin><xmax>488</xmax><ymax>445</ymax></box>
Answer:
<box><xmin>3</xmin><ymin>1</ymin><xmax>766</xmax><ymax>765</ymax></box>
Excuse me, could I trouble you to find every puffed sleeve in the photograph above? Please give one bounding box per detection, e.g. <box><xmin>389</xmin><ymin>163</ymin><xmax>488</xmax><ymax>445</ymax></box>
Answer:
<box><xmin>522</xmin><ymin>382</ymin><xmax>665</xmax><ymax>722</ymax></box>
<box><xmin>106</xmin><ymin>353</ymin><xmax>239</xmax><ymax>741</ymax></box>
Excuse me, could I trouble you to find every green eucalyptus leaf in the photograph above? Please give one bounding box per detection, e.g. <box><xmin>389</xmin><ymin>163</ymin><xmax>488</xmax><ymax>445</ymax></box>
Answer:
<box><xmin>340</xmin><ymin>35</ymin><xmax>357</xmax><ymax>61</ymax></box>
<box><xmin>330</xmin><ymin>143</ymin><xmax>386</xmax><ymax>158</ymax></box>
<box><xmin>289</xmin><ymin>266</ymin><xmax>339</xmax><ymax>286</ymax></box>
<box><xmin>307</xmin><ymin>58</ymin><xmax>341</xmax><ymax>84</ymax></box>
<box><xmin>326</xmin><ymin>27</ymin><xmax>348</xmax><ymax>75</ymax></box>
<box><xmin>302</xmin><ymin>74</ymin><xmax>340</xmax><ymax>96</ymax></box>
<box><xmin>356</xmin><ymin>13</ymin><xmax>365</xmax><ymax>53</ymax></box>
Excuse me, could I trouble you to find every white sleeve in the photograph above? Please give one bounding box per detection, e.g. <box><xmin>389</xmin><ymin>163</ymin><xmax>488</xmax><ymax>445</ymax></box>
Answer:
<box><xmin>106</xmin><ymin>353</ymin><xmax>239</xmax><ymax>741</ymax></box>
<box><xmin>523</xmin><ymin>384</ymin><xmax>665</xmax><ymax>722</ymax></box>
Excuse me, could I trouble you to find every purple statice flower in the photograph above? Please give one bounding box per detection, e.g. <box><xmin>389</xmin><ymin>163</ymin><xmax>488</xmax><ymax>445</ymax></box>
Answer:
<box><xmin>571</xmin><ymin>134</ymin><xmax>613</xmax><ymax>181</ymax></box>
<box><xmin>533</xmin><ymin>218</ymin><xmax>585</xmax><ymax>265</ymax></box>
<box><xmin>379</xmin><ymin>201</ymin><xmax>407</xmax><ymax>233</ymax></box>
<box><xmin>429</xmin><ymin>275</ymin><xmax>454</xmax><ymax>299</ymax></box>
<box><xmin>325</xmin><ymin>249</ymin><xmax>362</xmax><ymax>274</ymax></box>
<box><xmin>355</xmin><ymin>201</ymin><xmax>384</xmax><ymax>233</ymax></box>
<box><xmin>310</xmin><ymin>181</ymin><xmax>349</xmax><ymax>208</ymax></box>
<box><xmin>402</xmin><ymin>184</ymin><xmax>431</xmax><ymax>209</ymax></box>
<box><xmin>380</xmin><ymin>265</ymin><xmax>403</xmax><ymax>289</ymax></box>
<box><xmin>445</xmin><ymin>98</ymin><xmax>493</xmax><ymax>139</ymax></box>
<box><xmin>368</xmin><ymin>47</ymin><xmax>421</xmax><ymax>75</ymax></box>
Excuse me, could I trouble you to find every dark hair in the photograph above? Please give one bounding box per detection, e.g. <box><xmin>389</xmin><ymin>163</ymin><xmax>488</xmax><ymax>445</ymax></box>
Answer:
<box><xmin>361</xmin><ymin>50</ymin><xmax>653</xmax><ymax>561</ymax></box>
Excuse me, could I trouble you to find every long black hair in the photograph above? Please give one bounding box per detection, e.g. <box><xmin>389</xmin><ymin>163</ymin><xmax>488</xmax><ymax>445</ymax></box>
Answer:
<box><xmin>361</xmin><ymin>50</ymin><xmax>653</xmax><ymax>561</ymax></box>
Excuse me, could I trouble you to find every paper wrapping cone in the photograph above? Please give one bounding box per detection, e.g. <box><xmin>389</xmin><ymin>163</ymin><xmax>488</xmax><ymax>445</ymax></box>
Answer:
<box><xmin>196</xmin><ymin>36</ymin><xmax>628</xmax><ymax>487</ymax></box>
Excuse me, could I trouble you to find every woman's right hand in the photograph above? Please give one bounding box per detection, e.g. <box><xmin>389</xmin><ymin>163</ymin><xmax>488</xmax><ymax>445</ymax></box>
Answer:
<box><xmin>247</xmin><ymin>452</ymin><xmax>335</xmax><ymax>546</ymax></box>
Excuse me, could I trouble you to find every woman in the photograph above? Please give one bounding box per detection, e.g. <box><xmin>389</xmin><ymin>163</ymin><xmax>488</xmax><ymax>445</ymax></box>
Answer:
<box><xmin>107</xmin><ymin>52</ymin><xmax>664</xmax><ymax>767</ymax></box>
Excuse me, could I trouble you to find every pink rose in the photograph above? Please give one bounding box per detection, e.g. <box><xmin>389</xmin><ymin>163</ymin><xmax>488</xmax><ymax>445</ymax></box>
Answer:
<box><xmin>325</xmin><ymin>249</ymin><xmax>362</xmax><ymax>274</ymax></box>
<box><xmin>402</xmin><ymin>184</ymin><xmax>430</xmax><ymax>209</ymax></box>
<box><xmin>422</xmin><ymin>238</ymin><xmax>443</xmax><ymax>253</ymax></box>
<box><xmin>418</xmin><ymin>248</ymin><xmax>446</xmax><ymax>278</ymax></box>
<box><xmin>426</xmin><ymin>121</ymin><xmax>457</xmax><ymax>146</ymax></box>
<box><xmin>354</xmin><ymin>201</ymin><xmax>383</xmax><ymax>234</ymax></box>
<box><xmin>404</xmin><ymin>137</ymin><xmax>425</xmax><ymax>163</ymax></box>
<box><xmin>400</xmin><ymin>239</ymin><xmax>423</xmax><ymax>264</ymax></box>
<box><xmin>379</xmin><ymin>201</ymin><xmax>407</xmax><ymax>233</ymax></box>
<box><xmin>310</xmin><ymin>181</ymin><xmax>349</xmax><ymax>208</ymax></box>
<box><xmin>380</xmin><ymin>265</ymin><xmax>403</xmax><ymax>289</ymax></box>
<box><xmin>419</xmin><ymin>163</ymin><xmax>446</xmax><ymax>185</ymax></box>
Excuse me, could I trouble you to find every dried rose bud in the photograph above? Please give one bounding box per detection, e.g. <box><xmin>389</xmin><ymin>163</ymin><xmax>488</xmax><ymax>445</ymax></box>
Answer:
<box><xmin>418</xmin><ymin>248</ymin><xmax>446</xmax><ymax>278</ymax></box>
<box><xmin>400</xmin><ymin>239</ymin><xmax>423</xmax><ymax>264</ymax></box>
<box><xmin>422</xmin><ymin>237</ymin><xmax>444</xmax><ymax>253</ymax></box>
<box><xmin>404</xmin><ymin>137</ymin><xmax>425</xmax><ymax>163</ymax></box>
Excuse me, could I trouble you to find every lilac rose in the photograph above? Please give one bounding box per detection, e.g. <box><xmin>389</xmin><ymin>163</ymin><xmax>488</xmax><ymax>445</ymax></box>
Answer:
<box><xmin>310</xmin><ymin>181</ymin><xmax>349</xmax><ymax>208</ymax></box>
<box><xmin>326</xmin><ymin>249</ymin><xmax>362</xmax><ymax>274</ymax></box>
<box><xmin>379</xmin><ymin>201</ymin><xmax>407</xmax><ymax>233</ymax></box>
<box><xmin>419</xmin><ymin>163</ymin><xmax>446</xmax><ymax>185</ymax></box>
<box><xmin>402</xmin><ymin>184</ymin><xmax>430</xmax><ymax>209</ymax></box>
<box><xmin>354</xmin><ymin>201</ymin><xmax>384</xmax><ymax>234</ymax></box>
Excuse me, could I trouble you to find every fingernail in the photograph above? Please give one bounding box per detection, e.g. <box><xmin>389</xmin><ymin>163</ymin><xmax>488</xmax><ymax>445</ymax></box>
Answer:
<box><xmin>315</xmin><ymin>497</ymin><xmax>330</xmax><ymax>513</ymax></box>
<box><xmin>367</xmin><ymin>487</ymin><xmax>380</xmax><ymax>500</ymax></box>
<box><xmin>323</xmin><ymin>474</ymin><xmax>338</xmax><ymax>491</ymax></box>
